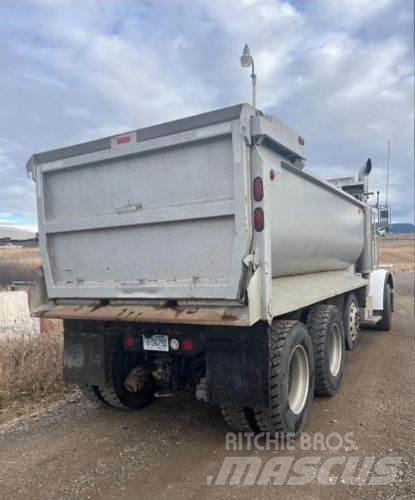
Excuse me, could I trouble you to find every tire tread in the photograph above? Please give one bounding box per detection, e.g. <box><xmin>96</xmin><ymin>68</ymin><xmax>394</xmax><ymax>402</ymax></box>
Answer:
<box><xmin>254</xmin><ymin>320</ymin><xmax>298</xmax><ymax>434</ymax></box>
<box><xmin>220</xmin><ymin>407</ymin><xmax>253</xmax><ymax>432</ymax></box>
<box><xmin>306</xmin><ymin>305</ymin><xmax>344</xmax><ymax>396</ymax></box>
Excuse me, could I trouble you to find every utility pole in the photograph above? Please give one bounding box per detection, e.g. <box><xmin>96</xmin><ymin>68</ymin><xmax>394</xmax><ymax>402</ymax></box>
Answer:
<box><xmin>386</xmin><ymin>140</ymin><xmax>390</xmax><ymax>205</ymax></box>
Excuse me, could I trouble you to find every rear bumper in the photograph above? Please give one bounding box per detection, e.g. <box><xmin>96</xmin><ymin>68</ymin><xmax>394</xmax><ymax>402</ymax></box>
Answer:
<box><xmin>31</xmin><ymin>301</ymin><xmax>251</xmax><ymax>327</ymax></box>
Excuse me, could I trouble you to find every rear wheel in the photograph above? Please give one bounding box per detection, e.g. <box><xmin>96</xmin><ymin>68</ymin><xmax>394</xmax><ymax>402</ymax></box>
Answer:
<box><xmin>306</xmin><ymin>305</ymin><xmax>345</xmax><ymax>396</ymax></box>
<box><xmin>253</xmin><ymin>320</ymin><xmax>315</xmax><ymax>437</ymax></box>
<box><xmin>80</xmin><ymin>336</ymin><xmax>155</xmax><ymax>410</ymax></box>
<box><xmin>378</xmin><ymin>283</ymin><xmax>392</xmax><ymax>331</ymax></box>
<box><xmin>220</xmin><ymin>406</ymin><xmax>258</xmax><ymax>432</ymax></box>
<box><xmin>344</xmin><ymin>293</ymin><xmax>360</xmax><ymax>350</ymax></box>
<box><xmin>80</xmin><ymin>385</ymin><xmax>108</xmax><ymax>405</ymax></box>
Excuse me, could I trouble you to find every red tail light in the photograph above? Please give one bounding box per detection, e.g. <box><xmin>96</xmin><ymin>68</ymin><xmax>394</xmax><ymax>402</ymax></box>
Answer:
<box><xmin>182</xmin><ymin>339</ymin><xmax>194</xmax><ymax>352</ymax></box>
<box><xmin>254</xmin><ymin>207</ymin><xmax>264</xmax><ymax>231</ymax></box>
<box><xmin>253</xmin><ymin>176</ymin><xmax>264</xmax><ymax>201</ymax></box>
<box><xmin>124</xmin><ymin>336</ymin><xmax>135</xmax><ymax>349</ymax></box>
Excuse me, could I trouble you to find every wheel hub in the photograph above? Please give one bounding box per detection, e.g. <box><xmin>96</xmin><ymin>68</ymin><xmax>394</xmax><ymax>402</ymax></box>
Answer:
<box><xmin>288</xmin><ymin>345</ymin><xmax>309</xmax><ymax>414</ymax></box>
<box><xmin>328</xmin><ymin>325</ymin><xmax>342</xmax><ymax>376</ymax></box>
<box><xmin>349</xmin><ymin>301</ymin><xmax>360</xmax><ymax>342</ymax></box>
<box><xmin>124</xmin><ymin>366</ymin><xmax>148</xmax><ymax>393</ymax></box>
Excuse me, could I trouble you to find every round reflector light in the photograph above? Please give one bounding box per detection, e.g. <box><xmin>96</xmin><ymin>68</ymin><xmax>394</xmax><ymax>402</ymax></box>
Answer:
<box><xmin>170</xmin><ymin>339</ymin><xmax>180</xmax><ymax>350</ymax></box>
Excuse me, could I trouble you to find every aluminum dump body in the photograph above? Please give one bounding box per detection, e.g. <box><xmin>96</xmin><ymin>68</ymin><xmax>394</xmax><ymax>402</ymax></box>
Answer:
<box><xmin>257</xmin><ymin>147</ymin><xmax>364</xmax><ymax>276</ymax></box>
<box><xmin>28</xmin><ymin>104</ymin><xmax>364</xmax><ymax>306</ymax></box>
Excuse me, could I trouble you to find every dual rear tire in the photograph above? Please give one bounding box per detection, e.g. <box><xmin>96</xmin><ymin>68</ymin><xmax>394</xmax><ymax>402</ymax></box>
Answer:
<box><xmin>306</xmin><ymin>305</ymin><xmax>345</xmax><ymax>396</ymax></box>
<box><xmin>254</xmin><ymin>320</ymin><xmax>315</xmax><ymax>436</ymax></box>
<box><xmin>222</xmin><ymin>305</ymin><xmax>346</xmax><ymax>434</ymax></box>
<box><xmin>222</xmin><ymin>320</ymin><xmax>315</xmax><ymax>436</ymax></box>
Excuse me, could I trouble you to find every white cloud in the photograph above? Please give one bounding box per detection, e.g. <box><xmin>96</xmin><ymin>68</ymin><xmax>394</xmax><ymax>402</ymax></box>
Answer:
<box><xmin>172</xmin><ymin>36</ymin><xmax>191</xmax><ymax>51</ymax></box>
<box><xmin>20</xmin><ymin>70</ymin><xmax>68</xmax><ymax>90</ymax></box>
<box><xmin>0</xmin><ymin>220</ymin><xmax>38</xmax><ymax>233</ymax></box>
<box><xmin>0</xmin><ymin>0</ymin><xmax>413</xmax><ymax>223</ymax></box>
<box><xmin>64</xmin><ymin>106</ymin><xmax>91</xmax><ymax>120</ymax></box>
<box><xmin>307</xmin><ymin>0</ymin><xmax>394</xmax><ymax>30</ymax></box>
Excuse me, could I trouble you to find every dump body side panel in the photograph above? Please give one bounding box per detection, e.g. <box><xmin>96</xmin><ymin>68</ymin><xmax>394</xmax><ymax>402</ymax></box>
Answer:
<box><xmin>256</xmin><ymin>146</ymin><xmax>364</xmax><ymax>277</ymax></box>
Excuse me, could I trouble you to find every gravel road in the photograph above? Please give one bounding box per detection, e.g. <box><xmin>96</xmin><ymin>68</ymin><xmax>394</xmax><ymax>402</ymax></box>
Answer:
<box><xmin>0</xmin><ymin>272</ymin><xmax>413</xmax><ymax>499</ymax></box>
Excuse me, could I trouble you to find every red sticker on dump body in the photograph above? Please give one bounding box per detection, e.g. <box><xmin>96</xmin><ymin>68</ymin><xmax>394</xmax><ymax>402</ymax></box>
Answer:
<box><xmin>116</xmin><ymin>135</ymin><xmax>131</xmax><ymax>145</ymax></box>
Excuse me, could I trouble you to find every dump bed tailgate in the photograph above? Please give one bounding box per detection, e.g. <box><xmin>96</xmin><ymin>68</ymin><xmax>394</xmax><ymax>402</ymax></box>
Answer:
<box><xmin>29</xmin><ymin>106</ymin><xmax>253</xmax><ymax>301</ymax></box>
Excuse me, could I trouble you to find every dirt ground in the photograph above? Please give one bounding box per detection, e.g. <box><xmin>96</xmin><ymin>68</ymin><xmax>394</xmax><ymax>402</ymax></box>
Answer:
<box><xmin>0</xmin><ymin>271</ymin><xmax>413</xmax><ymax>499</ymax></box>
<box><xmin>379</xmin><ymin>233</ymin><xmax>414</xmax><ymax>273</ymax></box>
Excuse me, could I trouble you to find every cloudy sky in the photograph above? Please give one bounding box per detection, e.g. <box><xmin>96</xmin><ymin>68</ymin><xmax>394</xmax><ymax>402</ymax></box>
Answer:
<box><xmin>0</xmin><ymin>0</ymin><xmax>413</xmax><ymax>231</ymax></box>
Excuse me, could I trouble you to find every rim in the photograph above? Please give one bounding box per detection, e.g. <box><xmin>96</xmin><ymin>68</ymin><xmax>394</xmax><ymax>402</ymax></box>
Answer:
<box><xmin>349</xmin><ymin>301</ymin><xmax>360</xmax><ymax>342</ymax></box>
<box><xmin>328</xmin><ymin>324</ymin><xmax>342</xmax><ymax>376</ymax></box>
<box><xmin>288</xmin><ymin>345</ymin><xmax>310</xmax><ymax>414</ymax></box>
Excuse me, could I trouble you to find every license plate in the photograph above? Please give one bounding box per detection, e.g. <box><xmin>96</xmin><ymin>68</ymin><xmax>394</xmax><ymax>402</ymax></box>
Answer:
<box><xmin>142</xmin><ymin>334</ymin><xmax>169</xmax><ymax>352</ymax></box>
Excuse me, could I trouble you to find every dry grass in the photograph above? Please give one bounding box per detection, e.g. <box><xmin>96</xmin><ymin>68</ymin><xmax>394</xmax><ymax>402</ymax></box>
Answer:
<box><xmin>379</xmin><ymin>233</ymin><xmax>414</xmax><ymax>273</ymax></box>
<box><xmin>0</xmin><ymin>247</ymin><xmax>41</xmax><ymax>286</ymax></box>
<box><xmin>0</xmin><ymin>323</ymin><xmax>73</xmax><ymax>425</ymax></box>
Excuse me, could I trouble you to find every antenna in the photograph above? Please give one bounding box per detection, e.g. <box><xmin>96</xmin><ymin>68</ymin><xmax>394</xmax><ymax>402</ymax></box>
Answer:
<box><xmin>376</xmin><ymin>190</ymin><xmax>380</xmax><ymax>227</ymax></box>
<box><xmin>386</xmin><ymin>140</ymin><xmax>390</xmax><ymax>205</ymax></box>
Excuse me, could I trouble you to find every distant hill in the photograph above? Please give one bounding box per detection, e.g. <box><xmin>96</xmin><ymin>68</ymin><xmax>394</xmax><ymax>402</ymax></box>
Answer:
<box><xmin>390</xmin><ymin>223</ymin><xmax>415</xmax><ymax>234</ymax></box>
<box><xmin>0</xmin><ymin>226</ymin><xmax>36</xmax><ymax>240</ymax></box>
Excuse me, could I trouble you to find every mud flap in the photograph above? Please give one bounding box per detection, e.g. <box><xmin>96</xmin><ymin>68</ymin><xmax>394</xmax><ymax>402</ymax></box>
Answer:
<box><xmin>205</xmin><ymin>322</ymin><xmax>270</xmax><ymax>408</ymax></box>
<box><xmin>63</xmin><ymin>331</ymin><xmax>109</xmax><ymax>386</ymax></box>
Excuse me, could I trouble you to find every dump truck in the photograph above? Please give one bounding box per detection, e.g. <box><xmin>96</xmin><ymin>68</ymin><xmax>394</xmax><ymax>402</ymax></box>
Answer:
<box><xmin>27</xmin><ymin>104</ymin><xmax>394</xmax><ymax>435</ymax></box>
